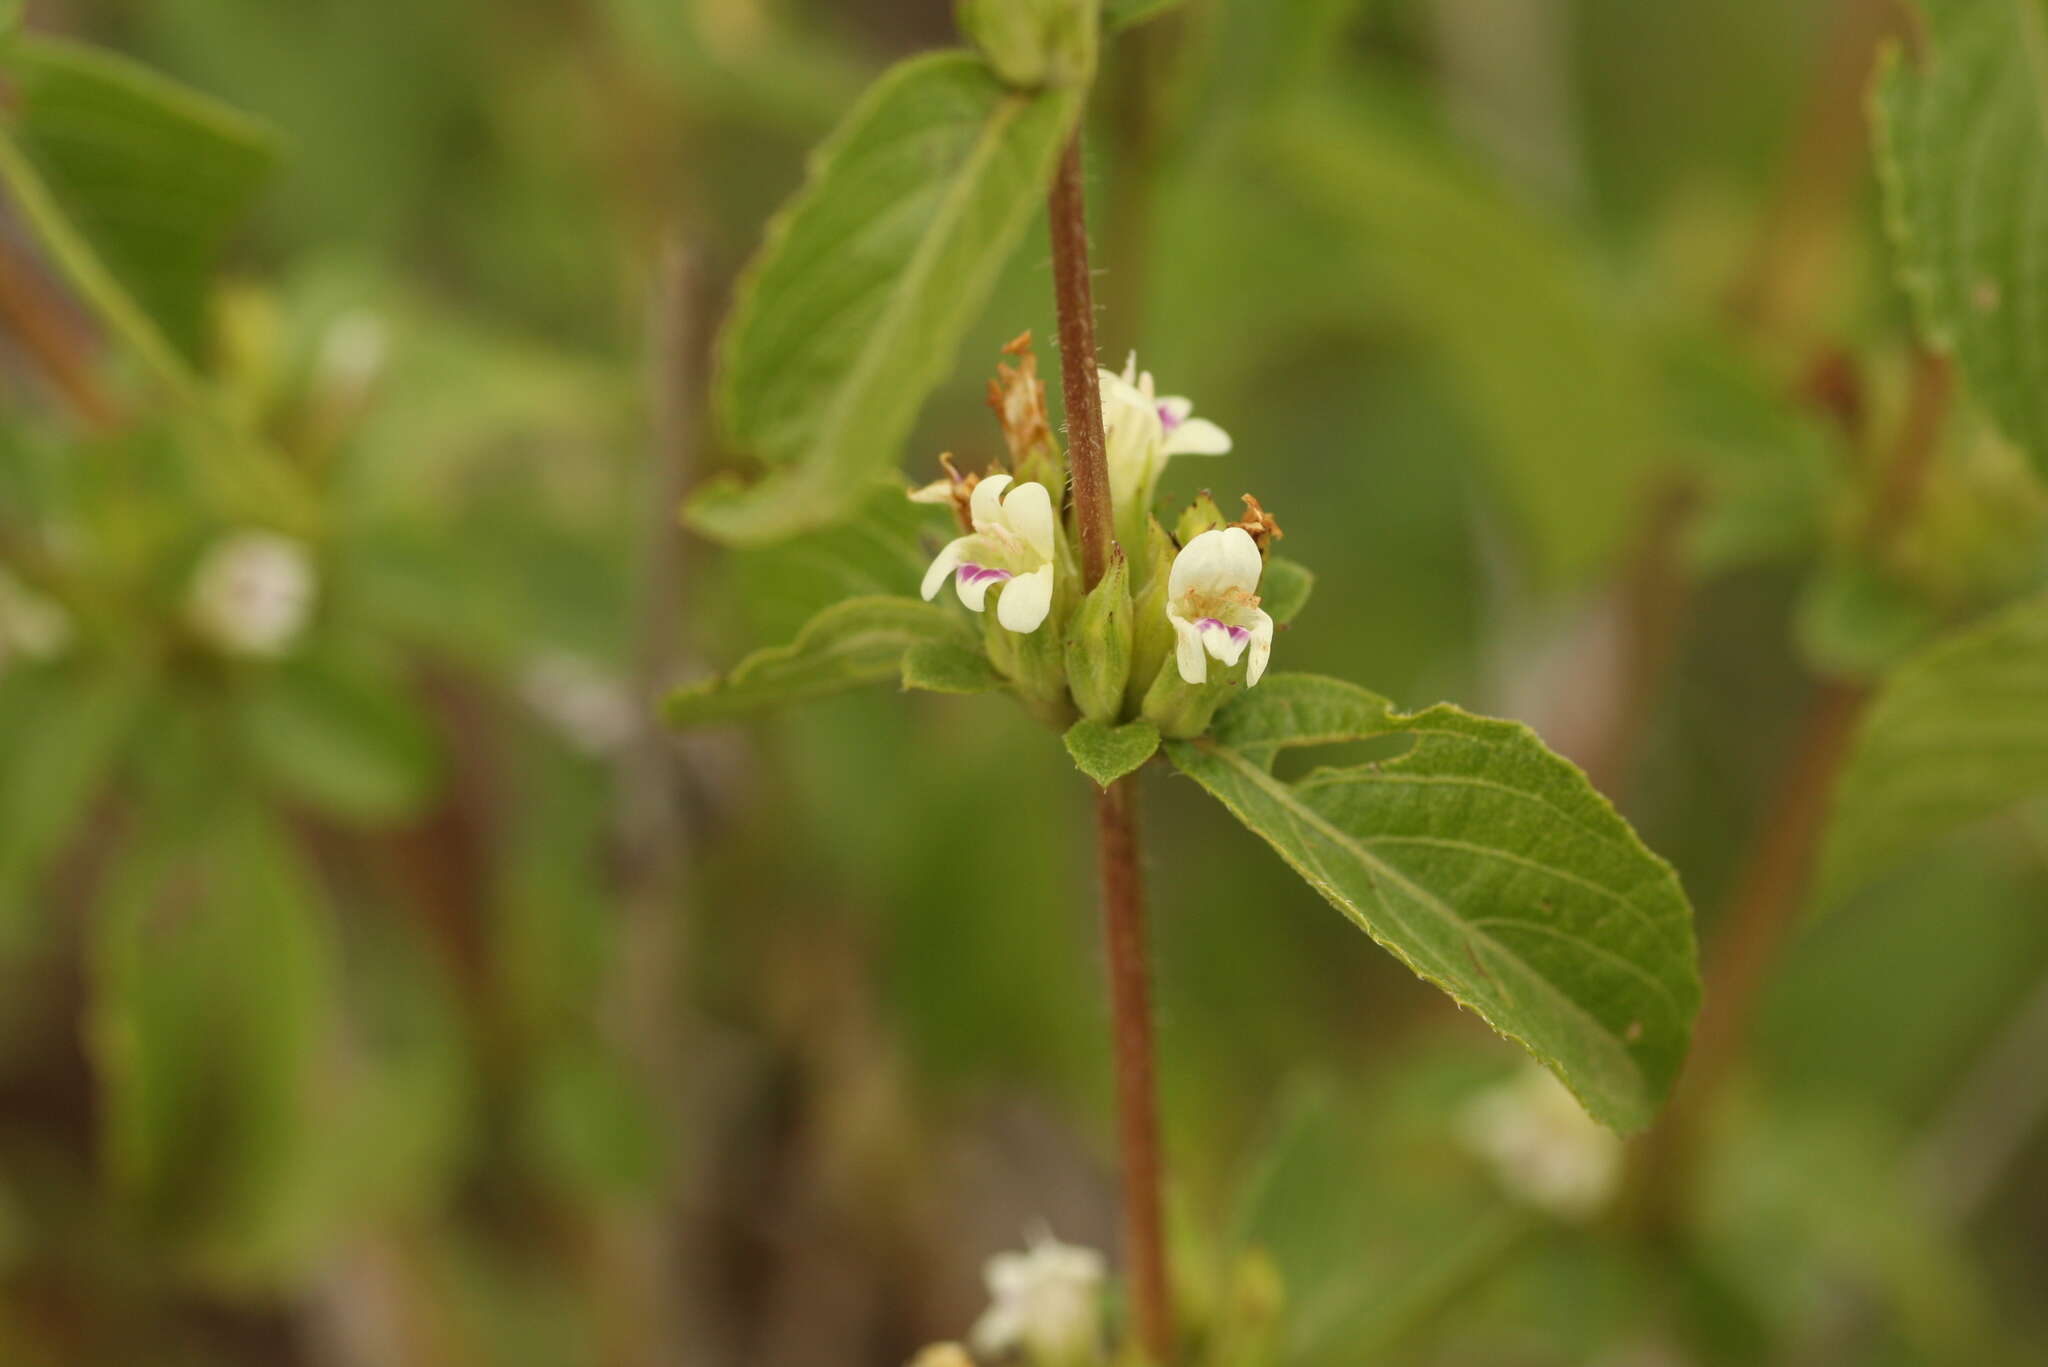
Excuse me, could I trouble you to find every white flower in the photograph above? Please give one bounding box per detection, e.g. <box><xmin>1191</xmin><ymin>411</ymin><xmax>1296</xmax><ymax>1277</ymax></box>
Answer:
<box><xmin>1166</xmin><ymin>526</ymin><xmax>1273</xmax><ymax>687</ymax></box>
<box><xmin>519</xmin><ymin>652</ymin><xmax>635</xmax><ymax>756</ymax></box>
<box><xmin>1456</xmin><ymin>1064</ymin><xmax>1622</xmax><ymax>1220</ymax></box>
<box><xmin>186</xmin><ymin>530</ymin><xmax>317</xmax><ymax>658</ymax></box>
<box><xmin>969</xmin><ymin>1227</ymin><xmax>1105</xmax><ymax>1362</ymax></box>
<box><xmin>1100</xmin><ymin>354</ymin><xmax>1230</xmax><ymax>542</ymax></box>
<box><xmin>920</xmin><ymin>473</ymin><xmax>1058</xmax><ymax>634</ymax></box>
<box><xmin>0</xmin><ymin>569</ymin><xmax>72</xmax><ymax>673</ymax></box>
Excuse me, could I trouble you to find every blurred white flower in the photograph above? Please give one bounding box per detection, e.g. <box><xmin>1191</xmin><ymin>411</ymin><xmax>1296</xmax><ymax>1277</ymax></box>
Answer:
<box><xmin>518</xmin><ymin>652</ymin><xmax>636</xmax><ymax>757</ymax></box>
<box><xmin>314</xmin><ymin>308</ymin><xmax>390</xmax><ymax>399</ymax></box>
<box><xmin>969</xmin><ymin>1227</ymin><xmax>1105</xmax><ymax>1363</ymax></box>
<box><xmin>1166</xmin><ymin>527</ymin><xmax>1273</xmax><ymax>687</ymax></box>
<box><xmin>1457</xmin><ymin>1064</ymin><xmax>1622</xmax><ymax>1220</ymax></box>
<box><xmin>0</xmin><ymin>569</ymin><xmax>73</xmax><ymax>673</ymax></box>
<box><xmin>906</xmin><ymin>1346</ymin><xmax>977</xmax><ymax>1367</ymax></box>
<box><xmin>1099</xmin><ymin>354</ymin><xmax>1230</xmax><ymax>548</ymax></box>
<box><xmin>920</xmin><ymin>473</ymin><xmax>1059</xmax><ymax>634</ymax></box>
<box><xmin>185</xmin><ymin>530</ymin><xmax>316</xmax><ymax>658</ymax></box>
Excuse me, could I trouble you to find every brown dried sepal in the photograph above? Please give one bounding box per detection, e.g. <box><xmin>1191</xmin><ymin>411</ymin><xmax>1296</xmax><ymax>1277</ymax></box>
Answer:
<box><xmin>986</xmin><ymin>331</ymin><xmax>1056</xmax><ymax>464</ymax></box>
<box><xmin>1232</xmin><ymin>494</ymin><xmax>1285</xmax><ymax>553</ymax></box>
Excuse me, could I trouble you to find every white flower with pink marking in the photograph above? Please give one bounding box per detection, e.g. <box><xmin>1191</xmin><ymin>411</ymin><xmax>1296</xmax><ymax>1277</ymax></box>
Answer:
<box><xmin>1166</xmin><ymin>526</ymin><xmax>1273</xmax><ymax>687</ymax></box>
<box><xmin>920</xmin><ymin>474</ymin><xmax>1058</xmax><ymax>634</ymax></box>
<box><xmin>969</xmin><ymin>1227</ymin><xmax>1104</xmax><ymax>1362</ymax></box>
<box><xmin>1099</xmin><ymin>354</ymin><xmax>1231</xmax><ymax>545</ymax></box>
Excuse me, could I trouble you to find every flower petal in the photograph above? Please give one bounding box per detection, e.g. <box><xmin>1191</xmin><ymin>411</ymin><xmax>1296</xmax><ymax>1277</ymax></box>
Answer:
<box><xmin>1200</xmin><ymin>617</ymin><xmax>1250</xmax><ymax>667</ymax></box>
<box><xmin>955</xmin><ymin>562</ymin><xmax>1012</xmax><ymax>612</ymax></box>
<box><xmin>907</xmin><ymin>478</ymin><xmax>955</xmax><ymax>504</ymax></box>
<box><xmin>1171</xmin><ymin>613</ymin><xmax>1208</xmax><ymax>685</ymax></box>
<box><xmin>1245</xmin><ymin>609</ymin><xmax>1275</xmax><ymax>687</ymax></box>
<box><xmin>1166</xmin><ymin>417</ymin><xmax>1232</xmax><ymax>456</ymax></box>
<box><xmin>921</xmin><ymin>536</ymin><xmax>973</xmax><ymax>601</ymax></box>
<box><xmin>995</xmin><ymin>564</ymin><xmax>1055</xmax><ymax>633</ymax></box>
<box><xmin>1158</xmin><ymin>395</ymin><xmax>1193</xmax><ymax>425</ymax></box>
<box><xmin>999</xmin><ymin>480</ymin><xmax>1056</xmax><ymax>559</ymax></box>
<box><xmin>1213</xmin><ymin>525</ymin><xmax>1263</xmax><ymax>588</ymax></box>
<box><xmin>1169</xmin><ymin>526</ymin><xmax>1260</xmax><ymax>601</ymax></box>
<box><xmin>970</xmin><ymin>472</ymin><xmax>1013</xmax><ymax>528</ymax></box>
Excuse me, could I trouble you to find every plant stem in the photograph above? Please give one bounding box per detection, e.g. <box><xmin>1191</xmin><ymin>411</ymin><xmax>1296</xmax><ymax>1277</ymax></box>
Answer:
<box><xmin>1047</xmin><ymin>126</ymin><xmax>1174</xmax><ymax>1360</ymax></box>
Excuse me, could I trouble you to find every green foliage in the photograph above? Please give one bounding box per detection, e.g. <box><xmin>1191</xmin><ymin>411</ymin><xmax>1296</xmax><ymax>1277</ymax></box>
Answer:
<box><xmin>1818</xmin><ymin>591</ymin><xmax>2048</xmax><ymax>904</ymax></box>
<box><xmin>1065</xmin><ymin>549</ymin><xmax>1134</xmax><ymax>720</ymax></box>
<box><xmin>901</xmin><ymin>635</ymin><xmax>1004</xmax><ymax>693</ymax></box>
<box><xmin>691</xmin><ymin>53</ymin><xmax>1080</xmax><ymax>544</ymax></box>
<box><xmin>91</xmin><ymin>804</ymin><xmax>336</xmax><ymax>1282</ymax></box>
<box><xmin>0</xmin><ymin>665</ymin><xmax>149</xmax><ymax>926</ymax></box>
<box><xmin>235</xmin><ymin>647</ymin><xmax>442</xmax><ymax>824</ymax></box>
<box><xmin>1106</xmin><ymin>0</ymin><xmax>1189</xmax><ymax>29</ymax></box>
<box><xmin>0</xmin><ymin>36</ymin><xmax>281</xmax><ymax>365</ymax></box>
<box><xmin>1260</xmin><ymin>556</ymin><xmax>1314</xmax><ymax>625</ymax></box>
<box><xmin>957</xmin><ymin>0</ymin><xmax>1098</xmax><ymax>88</ymax></box>
<box><xmin>1876</xmin><ymin>0</ymin><xmax>2048</xmax><ymax>472</ymax></box>
<box><xmin>1064</xmin><ymin>716</ymin><xmax>1160</xmax><ymax>786</ymax></box>
<box><xmin>1166</xmin><ymin>674</ymin><xmax>1700</xmax><ymax>1131</ymax></box>
<box><xmin>1263</xmin><ymin>94</ymin><xmax>1663</xmax><ymax>582</ymax></box>
<box><xmin>666</xmin><ymin>596</ymin><xmax>967</xmax><ymax>726</ymax></box>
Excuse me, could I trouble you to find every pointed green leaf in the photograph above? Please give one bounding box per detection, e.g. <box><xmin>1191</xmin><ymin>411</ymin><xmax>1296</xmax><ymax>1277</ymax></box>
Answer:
<box><xmin>1818</xmin><ymin>592</ymin><xmax>2048</xmax><ymax>905</ymax></box>
<box><xmin>1065</xmin><ymin>717</ymin><xmax>1161</xmax><ymax>786</ymax></box>
<box><xmin>1165</xmin><ymin>674</ymin><xmax>1699</xmax><ymax>1132</ymax></box>
<box><xmin>1875</xmin><ymin>0</ymin><xmax>2048</xmax><ymax>470</ymax></box>
<box><xmin>1106</xmin><ymin>0</ymin><xmax>1188</xmax><ymax>29</ymax></box>
<box><xmin>690</xmin><ymin>52</ymin><xmax>1080</xmax><ymax>544</ymax></box>
<box><xmin>666</xmin><ymin>596</ymin><xmax>965</xmax><ymax>727</ymax></box>
<box><xmin>902</xmin><ymin>636</ymin><xmax>1004</xmax><ymax>694</ymax></box>
<box><xmin>0</xmin><ymin>36</ymin><xmax>282</xmax><ymax>364</ymax></box>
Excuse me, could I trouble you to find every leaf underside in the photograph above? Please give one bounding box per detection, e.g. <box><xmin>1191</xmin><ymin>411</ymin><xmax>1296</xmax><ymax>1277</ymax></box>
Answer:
<box><xmin>665</xmin><ymin>596</ymin><xmax>966</xmax><ymax>727</ymax></box>
<box><xmin>1875</xmin><ymin>0</ymin><xmax>2048</xmax><ymax>472</ymax></box>
<box><xmin>1818</xmin><ymin>591</ymin><xmax>2048</xmax><ymax>906</ymax></box>
<box><xmin>692</xmin><ymin>52</ymin><xmax>1080</xmax><ymax>545</ymax></box>
<box><xmin>1166</xmin><ymin>674</ymin><xmax>1699</xmax><ymax>1132</ymax></box>
<box><xmin>1065</xmin><ymin>717</ymin><xmax>1161</xmax><ymax>786</ymax></box>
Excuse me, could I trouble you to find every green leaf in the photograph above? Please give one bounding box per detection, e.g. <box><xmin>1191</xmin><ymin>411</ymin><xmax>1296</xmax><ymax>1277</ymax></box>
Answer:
<box><xmin>1106</xmin><ymin>0</ymin><xmax>1188</xmax><ymax>29</ymax></box>
<box><xmin>236</xmin><ymin>649</ymin><xmax>442</xmax><ymax>826</ymax></box>
<box><xmin>1875</xmin><ymin>2</ymin><xmax>2048</xmax><ymax>471</ymax></box>
<box><xmin>0</xmin><ymin>36</ymin><xmax>282</xmax><ymax>364</ymax></box>
<box><xmin>902</xmin><ymin>636</ymin><xmax>1004</xmax><ymax>694</ymax></box>
<box><xmin>91</xmin><ymin>804</ymin><xmax>337</xmax><ymax>1281</ymax></box>
<box><xmin>0</xmin><ymin>664</ymin><xmax>149</xmax><ymax>930</ymax></box>
<box><xmin>667</xmin><ymin>596</ymin><xmax>967</xmax><ymax>727</ymax></box>
<box><xmin>1065</xmin><ymin>717</ymin><xmax>1161</xmax><ymax>786</ymax></box>
<box><xmin>1264</xmin><ymin>93</ymin><xmax>1663</xmax><ymax>582</ymax></box>
<box><xmin>691</xmin><ymin>52</ymin><xmax>1081</xmax><ymax>544</ymax></box>
<box><xmin>1261</xmin><ymin>555</ymin><xmax>1315</xmax><ymax>625</ymax></box>
<box><xmin>1817</xmin><ymin>592</ymin><xmax>2048</xmax><ymax>904</ymax></box>
<box><xmin>1165</xmin><ymin>674</ymin><xmax>1700</xmax><ymax>1131</ymax></box>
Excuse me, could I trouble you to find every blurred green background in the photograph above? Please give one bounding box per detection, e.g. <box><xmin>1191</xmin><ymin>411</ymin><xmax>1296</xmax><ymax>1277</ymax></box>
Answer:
<box><xmin>3</xmin><ymin>0</ymin><xmax>2047</xmax><ymax>1362</ymax></box>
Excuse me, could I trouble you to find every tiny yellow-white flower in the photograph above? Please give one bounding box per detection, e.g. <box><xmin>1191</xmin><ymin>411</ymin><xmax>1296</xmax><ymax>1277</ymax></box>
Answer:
<box><xmin>1100</xmin><ymin>354</ymin><xmax>1230</xmax><ymax>546</ymax></box>
<box><xmin>920</xmin><ymin>474</ymin><xmax>1058</xmax><ymax>634</ymax></box>
<box><xmin>1166</xmin><ymin>526</ymin><xmax>1273</xmax><ymax>687</ymax></box>
<box><xmin>969</xmin><ymin>1227</ymin><xmax>1105</xmax><ymax>1361</ymax></box>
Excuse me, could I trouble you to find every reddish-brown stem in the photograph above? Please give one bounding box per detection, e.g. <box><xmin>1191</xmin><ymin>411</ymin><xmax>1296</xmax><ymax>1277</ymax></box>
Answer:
<box><xmin>1094</xmin><ymin>778</ymin><xmax>1170</xmax><ymax>1361</ymax></box>
<box><xmin>0</xmin><ymin>234</ymin><xmax>119</xmax><ymax>430</ymax></box>
<box><xmin>1050</xmin><ymin>133</ymin><xmax>1115</xmax><ymax>590</ymax></box>
<box><xmin>1047</xmin><ymin>125</ymin><xmax>1173</xmax><ymax>1360</ymax></box>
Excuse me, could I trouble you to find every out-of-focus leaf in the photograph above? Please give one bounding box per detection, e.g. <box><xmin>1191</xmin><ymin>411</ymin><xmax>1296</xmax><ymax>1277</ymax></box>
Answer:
<box><xmin>1263</xmin><ymin>93</ymin><xmax>1662</xmax><ymax>582</ymax></box>
<box><xmin>1794</xmin><ymin>556</ymin><xmax>1941</xmax><ymax>681</ymax></box>
<box><xmin>691</xmin><ymin>53</ymin><xmax>1079</xmax><ymax>544</ymax></box>
<box><xmin>666</xmin><ymin>596</ymin><xmax>968</xmax><ymax>727</ymax></box>
<box><xmin>1875</xmin><ymin>1</ymin><xmax>2048</xmax><ymax>472</ymax></box>
<box><xmin>1166</xmin><ymin>674</ymin><xmax>1700</xmax><ymax>1132</ymax></box>
<box><xmin>236</xmin><ymin>648</ymin><xmax>441</xmax><ymax>825</ymax></box>
<box><xmin>91</xmin><ymin>804</ymin><xmax>336</xmax><ymax>1283</ymax></box>
<box><xmin>1817</xmin><ymin>592</ymin><xmax>2048</xmax><ymax>904</ymax></box>
<box><xmin>0</xmin><ymin>36</ymin><xmax>281</xmax><ymax>363</ymax></box>
<box><xmin>0</xmin><ymin>664</ymin><xmax>149</xmax><ymax>928</ymax></box>
<box><xmin>1261</xmin><ymin>556</ymin><xmax>1315</xmax><ymax>625</ymax></box>
<box><xmin>902</xmin><ymin>636</ymin><xmax>1003</xmax><ymax>694</ymax></box>
<box><xmin>1064</xmin><ymin>716</ymin><xmax>1160</xmax><ymax>786</ymax></box>
<box><xmin>1106</xmin><ymin>0</ymin><xmax>1187</xmax><ymax>31</ymax></box>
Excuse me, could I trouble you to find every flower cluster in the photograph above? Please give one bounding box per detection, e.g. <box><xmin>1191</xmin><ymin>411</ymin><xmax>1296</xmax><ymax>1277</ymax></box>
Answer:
<box><xmin>910</xmin><ymin>339</ymin><xmax>1285</xmax><ymax>739</ymax></box>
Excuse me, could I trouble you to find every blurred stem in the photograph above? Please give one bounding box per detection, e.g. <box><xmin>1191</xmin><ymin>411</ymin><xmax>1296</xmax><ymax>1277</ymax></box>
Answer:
<box><xmin>1336</xmin><ymin>1209</ymin><xmax>1534</xmax><ymax>1359</ymax></box>
<box><xmin>1635</xmin><ymin>348</ymin><xmax>1952</xmax><ymax>1229</ymax></box>
<box><xmin>1048</xmin><ymin>128</ymin><xmax>1173</xmax><ymax>1361</ymax></box>
<box><xmin>0</xmin><ymin>231</ymin><xmax>119</xmax><ymax>429</ymax></box>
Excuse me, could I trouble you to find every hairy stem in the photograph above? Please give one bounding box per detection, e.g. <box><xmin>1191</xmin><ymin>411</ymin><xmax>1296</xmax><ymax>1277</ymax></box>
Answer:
<box><xmin>1047</xmin><ymin>126</ymin><xmax>1173</xmax><ymax>1360</ymax></box>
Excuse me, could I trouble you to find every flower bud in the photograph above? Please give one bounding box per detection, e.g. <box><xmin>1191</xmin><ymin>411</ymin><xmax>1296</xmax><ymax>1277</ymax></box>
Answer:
<box><xmin>1064</xmin><ymin>546</ymin><xmax>1132</xmax><ymax>721</ymax></box>
<box><xmin>956</xmin><ymin>0</ymin><xmax>1099</xmax><ymax>89</ymax></box>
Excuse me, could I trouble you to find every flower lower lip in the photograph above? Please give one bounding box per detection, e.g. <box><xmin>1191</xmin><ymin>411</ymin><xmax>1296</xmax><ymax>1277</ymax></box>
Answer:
<box><xmin>1197</xmin><ymin>616</ymin><xmax>1250</xmax><ymax>643</ymax></box>
<box><xmin>960</xmin><ymin>563</ymin><xmax>1014</xmax><ymax>585</ymax></box>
